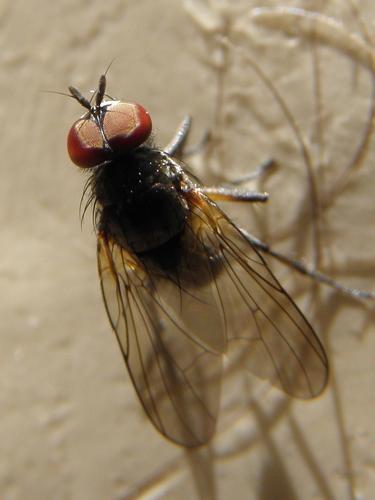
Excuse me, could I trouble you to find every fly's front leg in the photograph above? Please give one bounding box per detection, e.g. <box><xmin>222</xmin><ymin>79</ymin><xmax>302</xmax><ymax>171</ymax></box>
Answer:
<box><xmin>164</xmin><ymin>116</ymin><xmax>192</xmax><ymax>157</ymax></box>
<box><xmin>164</xmin><ymin>116</ymin><xmax>210</xmax><ymax>159</ymax></box>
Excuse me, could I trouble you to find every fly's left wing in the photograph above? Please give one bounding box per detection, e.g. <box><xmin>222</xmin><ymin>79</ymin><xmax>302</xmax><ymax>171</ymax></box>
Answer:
<box><xmin>97</xmin><ymin>235</ymin><xmax>222</xmax><ymax>447</ymax></box>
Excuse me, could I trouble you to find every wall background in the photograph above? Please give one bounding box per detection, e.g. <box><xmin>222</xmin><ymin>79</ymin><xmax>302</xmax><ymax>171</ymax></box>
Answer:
<box><xmin>0</xmin><ymin>1</ymin><xmax>374</xmax><ymax>499</ymax></box>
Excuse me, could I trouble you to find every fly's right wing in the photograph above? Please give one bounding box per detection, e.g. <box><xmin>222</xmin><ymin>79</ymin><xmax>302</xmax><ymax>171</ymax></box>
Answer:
<box><xmin>185</xmin><ymin>188</ymin><xmax>329</xmax><ymax>399</ymax></box>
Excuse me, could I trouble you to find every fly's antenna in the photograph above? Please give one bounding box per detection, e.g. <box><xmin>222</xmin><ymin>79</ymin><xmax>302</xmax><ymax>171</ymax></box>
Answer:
<box><xmin>68</xmin><ymin>85</ymin><xmax>92</xmax><ymax>111</ymax></box>
<box><xmin>95</xmin><ymin>74</ymin><xmax>107</xmax><ymax>107</ymax></box>
<box><xmin>94</xmin><ymin>59</ymin><xmax>116</xmax><ymax>106</ymax></box>
<box><xmin>68</xmin><ymin>76</ymin><xmax>111</xmax><ymax>150</ymax></box>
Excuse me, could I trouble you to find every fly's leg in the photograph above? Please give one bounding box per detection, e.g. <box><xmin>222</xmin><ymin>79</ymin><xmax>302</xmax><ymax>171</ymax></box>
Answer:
<box><xmin>165</xmin><ymin>117</ymin><xmax>274</xmax><ymax>185</ymax></box>
<box><xmin>201</xmin><ymin>187</ymin><xmax>269</xmax><ymax>203</ymax></box>
<box><xmin>199</xmin><ymin>157</ymin><xmax>274</xmax><ymax>202</ymax></box>
<box><xmin>166</xmin><ymin>120</ymin><xmax>373</xmax><ymax>301</ymax></box>
<box><xmin>164</xmin><ymin>116</ymin><xmax>211</xmax><ymax>159</ymax></box>
<box><xmin>226</xmin><ymin>158</ymin><xmax>277</xmax><ymax>185</ymax></box>
<box><xmin>218</xmin><ymin>164</ymin><xmax>374</xmax><ymax>302</ymax></box>
<box><xmin>240</xmin><ymin>228</ymin><xmax>375</xmax><ymax>301</ymax></box>
<box><xmin>164</xmin><ymin>116</ymin><xmax>193</xmax><ymax>157</ymax></box>
<box><xmin>165</xmin><ymin>118</ymin><xmax>269</xmax><ymax>201</ymax></box>
<box><xmin>207</xmin><ymin>157</ymin><xmax>277</xmax><ymax>190</ymax></box>
<box><xmin>183</xmin><ymin>130</ymin><xmax>211</xmax><ymax>157</ymax></box>
<box><xmin>203</xmin><ymin>183</ymin><xmax>375</xmax><ymax>301</ymax></box>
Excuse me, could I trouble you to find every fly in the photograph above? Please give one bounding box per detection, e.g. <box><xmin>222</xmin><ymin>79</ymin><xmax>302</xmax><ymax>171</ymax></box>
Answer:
<box><xmin>66</xmin><ymin>74</ymin><xmax>329</xmax><ymax>447</ymax></box>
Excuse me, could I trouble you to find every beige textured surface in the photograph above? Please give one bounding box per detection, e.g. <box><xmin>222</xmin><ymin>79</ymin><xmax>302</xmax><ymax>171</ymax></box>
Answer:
<box><xmin>0</xmin><ymin>1</ymin><xmax>374</xmax><ymax>499</ymax></box>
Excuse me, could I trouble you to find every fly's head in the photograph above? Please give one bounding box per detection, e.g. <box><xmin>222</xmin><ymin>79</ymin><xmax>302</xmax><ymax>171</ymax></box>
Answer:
<box><xmin>67</xmin><ymin>74</ymin><xmax>152</xmax><ymax>169</ymax></box>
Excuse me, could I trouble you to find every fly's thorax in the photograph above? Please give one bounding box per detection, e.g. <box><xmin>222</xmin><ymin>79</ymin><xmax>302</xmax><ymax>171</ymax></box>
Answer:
<box><xmin>93</xmin><ymin>147</ymin><xmax>183</xmax><ymax>206</ymax></box>
<box><xmin>95</xmin><ymin>147</ymin><xmax>189</xmax><ymax>253</ymax></box>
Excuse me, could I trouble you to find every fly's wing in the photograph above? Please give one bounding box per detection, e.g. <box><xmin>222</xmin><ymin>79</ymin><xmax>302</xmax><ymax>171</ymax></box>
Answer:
<box><xmin>97</xmin><ymin>234</ymin><xmax>222</xmax><ymax>447</ymax></box>
<box><xmin>186</xmin><ymin>189</ymin><xmax>329</xmax><ymax>398</ymax></box>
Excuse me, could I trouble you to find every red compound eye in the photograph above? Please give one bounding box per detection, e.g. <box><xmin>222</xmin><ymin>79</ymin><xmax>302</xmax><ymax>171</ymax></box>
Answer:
<box><xmin>103</xmin><ymin>101</ymin><xmax>152</xmax><ymax>152</ymax></box>
<box><xmin>67</xmin><ymin>117</ymin><xmax>108</xmax><ymax>168</ymax></box>
<box><xmin>67</xmin><ymin>101</ymin><xmax>152</xmax><ymax>168</ymax></box>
